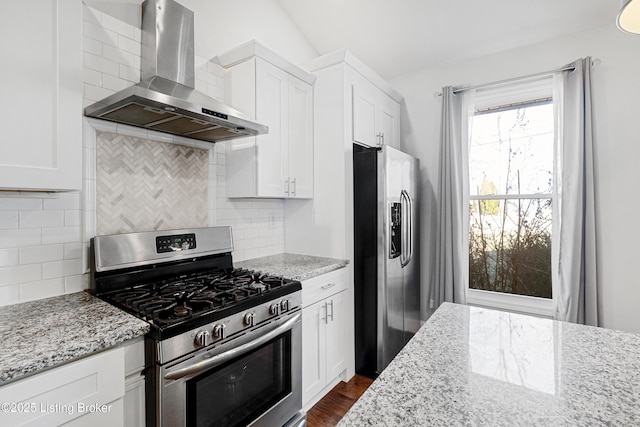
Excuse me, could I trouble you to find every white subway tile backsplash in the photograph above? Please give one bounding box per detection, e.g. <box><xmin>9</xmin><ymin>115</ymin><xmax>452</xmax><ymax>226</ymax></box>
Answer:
<box><xmin>83</xmin><ymin>4</ymin><xmax>102</xmax><ymax>25</ymax></box>
<box><xmin>20</xmin><ymin>245</ymin><xmax>63</xmax><ymax>265</ymax></box>
<box><xmin>102</xmin><ymin>43</ymin><xmax>136</xmax><ymax>69</ymax></box>
<box><xmin>83</xmin><ymin>67</ymin><xmax>102</xmax><ymax>87</ymax></box>
<box><xmin>118</xmin><ymin>34</ymin><xmax>141</xmax><ymax>56</ymax></box>
<box><xmin>0</xmin><ymin>249</ymin><xmax>19</xmax><ymax>268</ymax></box>
<box><xmin>42</xmin><ymin>259</ymin><xmax>83</xmax><ymax>280</ymax></box>
<box><xmin>20</xmin><ymin>278</ymin><xmax>65</xmax><ymax>303</ymax></box>
<box><xmin>119</xmin><ymin>63</ymin><xmax>139</xmax><ymax>83</ymax></box>
<box><xmin>84</xmin><ymin>51</ymin><xmax>119</xmax><ymax>76</ymax></box>
<box><xmin>84</xmin><ymin>20</ymin><xmax>119</xmax><ymax>47</ymax></box>
<box><xmin>0</xmin><ymin>212</ymin><xmax>18</xmax><ymax>229</ymax></box>
<box><xmin>0</xmin><ymin>285</ymin><xmax>20</xmax><ymax>307</ymax></box>
<box><xmin>41</xmin><ymin>226</ymin><xmax>82</xmax><ymax>245</ymax></box>
<box><xmin>0</xmin><ymin>229</ymin><xmax>41</xmax><ymax>249</ymax></box>
<box><xmin>101</xmin><ymin>73</ymin><xmax>129</xmax><ymax>92</ymax></box>
<box><xmin>84</xmin><ymin>83</ymin><xmax>115</xmax><ymax>103</ymax></box>
<box><xmin>19</xmin><ymin>210</ymin><xmax>65</xmax><ymax>229</ymax></box>
<box><xmin>65</xmin><ymin>274</ymin><xmax>88</xmax><ymax>294</ymax></box>
<box><xmin>43</xmin><ymin>193</ymin><xmax>81</xmax><ymax>211</ymax></box>
<box><xmin>0</xmin><ymin>197</ymin><xmax>42</xmax><ymax>211</ymax></box>
<box><xmin>101</xmin><ymin>13</ymin><xmax>136</xmax><ymax>41</ymax></box>
<box><xmin>0</xmin><ymin>264</ymin><xmax>42</xmax><ymax>286</ymax></box>
<box><xmin>63</xmin><ymin>242</ymin><xmax>83</xmax><ymax>260</ymax></box>
<box><xmin>83</xmin><ymin>36</ymin><xmax>103</xmax><ymax>56</ymax></box>
<box><xmin>64</xmin><ymin>211</ymin><xmax>82</xmax><ymax>227</ymax></box>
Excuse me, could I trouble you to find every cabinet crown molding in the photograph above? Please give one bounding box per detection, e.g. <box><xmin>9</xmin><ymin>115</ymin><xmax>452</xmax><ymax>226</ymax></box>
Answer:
<box><xmin>214</xmin><ymin>39</ymin><xmax>316</xmax><ymax>85</ymax></box>
<box><xmin>304</xmin><ymin>49</ymin><xmax>403</xmax><ymax>103</ymax></box>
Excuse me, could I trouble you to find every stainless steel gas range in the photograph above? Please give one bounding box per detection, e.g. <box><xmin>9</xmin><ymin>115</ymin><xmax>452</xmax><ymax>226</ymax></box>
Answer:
<box><xmin>90</xmin><ymin>226</ymin><xmax>306</xmax><ymax>427</ymax></box>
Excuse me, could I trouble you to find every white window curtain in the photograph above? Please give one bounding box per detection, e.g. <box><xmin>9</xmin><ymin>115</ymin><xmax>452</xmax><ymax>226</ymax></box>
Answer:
<box><xmin>432</xmin><ymin>58</ymin><xmax>599</xmax><ymax>326</ymax></box>
<box><xmin>554</xmin><ymin>58</ymin><xmax>599</xmax><ymax>326</ymax></box>
<box><xmin>431</xmin><ymin>87</ymin><xmax>473</xmax><ymax>306</ymax></box>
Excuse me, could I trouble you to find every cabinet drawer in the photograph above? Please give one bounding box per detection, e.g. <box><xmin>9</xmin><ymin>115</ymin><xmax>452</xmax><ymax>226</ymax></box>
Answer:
<box><xmin>123</xmin><ymin>336</ymin><xmax>145</xmax><ymax>377</ymax></box>
<box><xmin>302</xmin><ymin>268</ymin><xmax>347</xmax><ymax>307</ymax></box>
<box><xmin>0</xmin><ymin>347</ymin><xmax>124</xmax><ymax>426</ymax></box>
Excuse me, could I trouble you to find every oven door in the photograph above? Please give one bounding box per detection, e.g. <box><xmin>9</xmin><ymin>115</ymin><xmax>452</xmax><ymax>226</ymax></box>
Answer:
<box><xmin>159</xmin><ymin>311</ymin><xmax>302</xmax><ymax>427</ymax></box>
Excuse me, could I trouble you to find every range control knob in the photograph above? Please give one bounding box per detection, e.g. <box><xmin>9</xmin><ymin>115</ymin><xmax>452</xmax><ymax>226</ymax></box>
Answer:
<box><xmin>243</xmin><ymin>312</ymin><xmax>255</xmax><ymax>327</ymax></box>
<box><xmin>269</xmin><ymin>303</ymin><xmax>280</xmax><ymax>316</ymax></box>
<box><xmin>194</xmin><ymin>330</ymin><xmax>211</xmax><ymax>347</ymax></box>
<box><xmin>280</xmin><ymin>299</ymin><xmax>290</xmax><ymax>312</ymax></box>
<box><xmin>212</xmin><ymin>324</ymin><xmax>226</xmax><ymax>340</ymax></box>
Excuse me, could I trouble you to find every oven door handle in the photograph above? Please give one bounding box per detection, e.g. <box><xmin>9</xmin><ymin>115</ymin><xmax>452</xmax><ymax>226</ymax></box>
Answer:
<box><xmin>164</xmin><ymin>312</ymin><xmax>301</xmax><ymax>381</ymax></box>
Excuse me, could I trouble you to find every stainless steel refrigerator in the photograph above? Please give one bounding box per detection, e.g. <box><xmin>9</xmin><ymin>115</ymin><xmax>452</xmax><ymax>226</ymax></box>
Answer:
<box><xmin>354</xmin><ymin>144</ymin><xmax>420</xmax><ymax>378</ymax></box>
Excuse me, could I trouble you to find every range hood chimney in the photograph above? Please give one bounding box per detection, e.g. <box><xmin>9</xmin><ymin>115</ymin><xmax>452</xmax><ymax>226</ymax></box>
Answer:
<box><xmin>84</xmin><ymin>0</ymin><xmax>267</xmax><ymax>143</ymax></box>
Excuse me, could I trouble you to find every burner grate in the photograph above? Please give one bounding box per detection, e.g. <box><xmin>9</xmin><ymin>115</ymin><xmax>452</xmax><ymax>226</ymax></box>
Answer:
<box><xmin>102</xmin><ymin>267</ymin><xmax>293</xmax><ymax>327</ymax></box>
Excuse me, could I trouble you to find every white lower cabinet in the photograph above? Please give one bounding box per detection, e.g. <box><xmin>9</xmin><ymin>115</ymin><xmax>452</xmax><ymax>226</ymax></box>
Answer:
<box><xmin>123</xmin><ymin>337</ymin><xmax>146</xmax><ymax>427</ymax></box>
<box><xmin>0</xmin><ymin>338</ymin><xmax>146</xmax><ymax>427</ymax></box>
<box><xmin>301</xmin><ymin>269</ymin><xmax>348</xmax><ymax>409</ymax></box>
<box><xmin>0</xmin><ymin>347</ymin><xmax>124</xmax><ymax>427</ymax></box>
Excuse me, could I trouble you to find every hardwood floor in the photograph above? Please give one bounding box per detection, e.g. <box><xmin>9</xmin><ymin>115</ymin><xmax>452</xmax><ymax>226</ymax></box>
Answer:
<box><xmin>306</xmin><ymin>374</ymin><xmax>374</xmax><ymax>427</ymax></box>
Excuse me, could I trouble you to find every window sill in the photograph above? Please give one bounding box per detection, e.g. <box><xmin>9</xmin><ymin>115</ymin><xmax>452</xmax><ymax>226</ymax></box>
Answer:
<box><xmin>466</xmin><ymin>288</ymin><xmax>555</xmax><ymax>318</ymax></box>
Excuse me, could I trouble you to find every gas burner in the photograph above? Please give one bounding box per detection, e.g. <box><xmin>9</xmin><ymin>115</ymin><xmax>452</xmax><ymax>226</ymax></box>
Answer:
<box><xmin>173</xmin><ymin>305</ymin><xmax>191</xmax><ymax>317</ymax></box>
<box><xmin>248</xmin><ymin>282</ymin><xmax>267</xmax><ymax>293</ymax></box>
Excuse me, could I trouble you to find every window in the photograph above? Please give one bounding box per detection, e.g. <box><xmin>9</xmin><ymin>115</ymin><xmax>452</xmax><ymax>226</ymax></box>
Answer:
<box><xmin>467</xmin><ymin>81</ymin><xmax>556</xmax><ymax>315</ymax></box>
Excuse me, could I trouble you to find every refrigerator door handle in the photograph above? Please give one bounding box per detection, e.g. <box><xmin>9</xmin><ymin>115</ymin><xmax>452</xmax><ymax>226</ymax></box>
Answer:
<box><xmin>400</xmin><ymin>190</ymin><xmax>413</xmax><ymax>267</ymax></box>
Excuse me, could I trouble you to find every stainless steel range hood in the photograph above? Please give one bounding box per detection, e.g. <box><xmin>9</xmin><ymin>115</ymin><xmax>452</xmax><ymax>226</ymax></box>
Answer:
<box><xmin>84</xmin><ymin>0</ymin><xmax>267</xmax><ymax>143</ymax></box>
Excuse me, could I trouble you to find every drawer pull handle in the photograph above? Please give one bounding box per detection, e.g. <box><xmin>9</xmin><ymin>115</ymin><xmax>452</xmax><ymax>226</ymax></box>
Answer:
<box><xmin>321</xmin><ymin>283</ymin><xmax>336</xmax><ymax>290</ymax></box>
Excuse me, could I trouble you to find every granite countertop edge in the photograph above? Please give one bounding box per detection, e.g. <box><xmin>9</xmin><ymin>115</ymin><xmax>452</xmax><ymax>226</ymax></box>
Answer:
<box><xmin>0</xmin><ymin>291</ymin><xmax>150</xmax><ymax>386</ymax></box>
<box><xmin>234</xmin><ymin>252</ymin><xmax>349</xmax><ymax>281</ymax></box>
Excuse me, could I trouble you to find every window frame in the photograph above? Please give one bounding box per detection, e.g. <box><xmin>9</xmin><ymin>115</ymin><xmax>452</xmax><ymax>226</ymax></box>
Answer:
<box><xmin>465</xmin><ymin>81</ymin><xmax>558</xmax><ymax>318</ymax></box>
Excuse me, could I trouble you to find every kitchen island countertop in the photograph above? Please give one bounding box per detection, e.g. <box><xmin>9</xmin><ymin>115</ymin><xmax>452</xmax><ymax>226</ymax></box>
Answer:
<box><xmin>235</xmin><ymin>253</ymin><xmax>349</xmax><ymax>281</ymax></box>
<box><xmin>339</xmin><ymin>302</ymin><xmax>640</xmax><ymax>426</ymax></box>
<box><xmin>0</xmin><ymin>291</ymin><xmax>149</xmax><ymax>385</ymax></box>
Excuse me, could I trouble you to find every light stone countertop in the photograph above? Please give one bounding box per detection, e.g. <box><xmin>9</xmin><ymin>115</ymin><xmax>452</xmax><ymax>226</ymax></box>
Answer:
<box><xmin>234</xmin><ymin>253</ymin><xmax>349</xmax><ymax>281</ymax></box>
<box><xmin>0</xmin><ymin>291</ymin><xmax>149</xmax><ymax>385</ymax></box>
<box><xmin>339</xmin><ymin>302</ymin><xmax>640</xmax><ymax>426</ymax></box>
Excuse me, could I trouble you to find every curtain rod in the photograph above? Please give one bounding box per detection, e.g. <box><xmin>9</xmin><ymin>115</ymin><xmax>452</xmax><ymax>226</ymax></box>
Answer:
<box><xmin>450</xmin><ymin>65</ymin><xmax>575</xmax><ymax>95</ymax></box>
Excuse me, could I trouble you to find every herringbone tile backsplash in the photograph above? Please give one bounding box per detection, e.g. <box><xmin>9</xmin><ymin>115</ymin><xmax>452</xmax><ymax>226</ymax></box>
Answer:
<box><xmin>96</xmin><ymin>131</ymin><xmax>209</xmax><ymax>235</ymax></box>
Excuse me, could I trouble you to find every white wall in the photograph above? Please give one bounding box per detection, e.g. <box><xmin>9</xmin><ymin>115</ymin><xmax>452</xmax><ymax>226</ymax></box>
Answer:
<box><xmin>179</xmin><ymin>0</ymin><xmax>318</xmax><ymax>65</ymax></box>
<box><xmin>389</xmin><ymin>24</ymin><xmax>640</xmax><ymax>333</ymax></box>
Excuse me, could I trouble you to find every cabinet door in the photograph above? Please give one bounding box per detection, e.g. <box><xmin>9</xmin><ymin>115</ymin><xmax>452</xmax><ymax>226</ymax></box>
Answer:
<box><xmin>325</xmin><ymin>290</ymin><xmax>347</xmax><ymax>380</ymax></box>
<box><xmin>255</xmin><ymin>58</ymin><xmax>289</xmax><ymax>197</ymax></box>
<box><xmin>288</xmin><ymin>77</ymin><xmax>314</xmax><ymax>198</ymax></box>
<box><xmin>377</xmin><ymin>95</ymin><xmax>399</xmax><ymax>149</ymax></box>
<box><xmin>301</xmin><ymin>300</ymin><xmax>327</xmax><ymax>406</ymax></box>
<box><xmin>352</xmin><ymin>85</ymin><xmax>378</xmax><ymax>147</ymax></box>
<box><xmin>124</xmin><ymin>376</ymin><xmax>146</xmax><ymax>427</ymax></box>
<box><xmin>0</xmin><ymin>1</ymin><xmax>82</xmax><ymax>191</ymax></box>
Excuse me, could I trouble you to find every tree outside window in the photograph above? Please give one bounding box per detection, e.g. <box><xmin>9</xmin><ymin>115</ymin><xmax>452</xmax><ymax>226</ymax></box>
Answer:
<box><xmin>468</xmin><ymin>102</ymin><xmax>554</xmax><ymax>299</ymax></box>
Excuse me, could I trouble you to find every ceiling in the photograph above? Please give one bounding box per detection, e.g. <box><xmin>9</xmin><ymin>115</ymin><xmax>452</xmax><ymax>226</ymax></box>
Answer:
<box><xmin>277</xmin><ymin>0</ymin><xmax>620</xmax><ymax>79</ymax></box>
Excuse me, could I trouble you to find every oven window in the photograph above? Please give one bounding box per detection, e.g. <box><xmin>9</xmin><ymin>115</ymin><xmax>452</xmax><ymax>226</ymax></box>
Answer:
<box><xmin>187</xmin><ymin>331</ymin><xmax>292</xmax><ymax>427</ymax></box>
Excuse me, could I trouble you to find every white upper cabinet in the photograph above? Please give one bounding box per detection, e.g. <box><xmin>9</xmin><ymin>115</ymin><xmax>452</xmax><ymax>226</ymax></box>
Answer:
<box><xmin>217</xmin><ymin>40</ymin><xmax>315</xmax><ymax>199</ymax></box>
<box><xmin>353</xmin><ymin>82</ymin><xmax>400</xmax><ymax>149</ymax></box>
<box><xmin>0</xmin><ymin>1</ymin><xmax>82</xmax><ymax>191</ymax></box>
